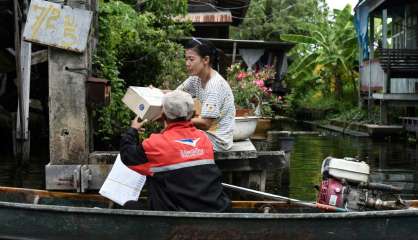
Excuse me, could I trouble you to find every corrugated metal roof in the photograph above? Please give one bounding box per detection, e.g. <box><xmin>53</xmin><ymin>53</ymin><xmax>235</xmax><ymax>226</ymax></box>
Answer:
<box><xmin>188</xmin><ymin>0</ymin><xmax>250</xmax><ymax>26</ymax></box>
<box><xmin>179</xmin><ymin>11</ymin><xmax>232</xmax><ymax>24</ymax></box>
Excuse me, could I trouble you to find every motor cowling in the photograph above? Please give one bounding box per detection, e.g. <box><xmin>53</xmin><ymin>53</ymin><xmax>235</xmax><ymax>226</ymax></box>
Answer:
<box><xmin>316</xmin><ymin>157</ymin><xmax>406</xmax><ymax>211</ymax></box>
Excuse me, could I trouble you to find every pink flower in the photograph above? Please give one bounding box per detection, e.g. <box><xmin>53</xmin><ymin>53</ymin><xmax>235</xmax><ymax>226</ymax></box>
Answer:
<box><xmin>254</xmin><ymin>79</ymin><xmax>265</xmax><ymax>87</ymax></box>
<box><xmin>236</xmin><ymin>72</ymin><xmax>247</xmax><ymax>81</ymax></box>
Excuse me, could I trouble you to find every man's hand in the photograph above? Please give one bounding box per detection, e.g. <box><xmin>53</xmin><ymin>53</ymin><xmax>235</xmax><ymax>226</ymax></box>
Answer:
<box><xmin>131</xmin><ymin>116</ymin><xmax>148</xmax><ymax>132</ymax></box>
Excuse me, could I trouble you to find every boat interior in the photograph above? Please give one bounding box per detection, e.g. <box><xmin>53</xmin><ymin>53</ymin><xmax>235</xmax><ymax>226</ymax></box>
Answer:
<box><xmin>1</xmin><ymin>186</ymin><xmax>417</xmax><ymax>214</ymax></box>
<box><xmin>0</xmin><ymin>186</ymin><xmax>323</xmax><ymax>214</ymax></box>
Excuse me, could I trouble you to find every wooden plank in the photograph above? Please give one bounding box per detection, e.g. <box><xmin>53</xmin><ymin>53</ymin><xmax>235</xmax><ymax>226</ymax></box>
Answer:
<box><xmin>215</xmin><ymin>139</ymin><xmax>257</xmax><ymax>160</ymax></box>
<box><xmin>373</xmin><ymin>93</ymin><xmax>418</xmax><ymax>101</ymax></box>
<box><xmin>89</xmin><ymin>143</ymin><xmax>258</xmax><ymax>165</ymax></box>
<box><xmin>31</xmin><ymin>50</ymin><xmax>47</xmax><ymax>65</ymax></box>
<box><xmin>22</xmin><ymin>0</ymin><xmax>93</xmax><ymax>53</ymax></box>
<box><xmin>377</xmin><ymin>47</ymin><xmax>418</xmax><ymax>79</ymax></box>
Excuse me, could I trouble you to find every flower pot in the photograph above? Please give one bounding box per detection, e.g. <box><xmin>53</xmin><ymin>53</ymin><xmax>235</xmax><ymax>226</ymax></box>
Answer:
<box><xmin>251</xmin><ymin>117</ymin><xmax>272</xmax><ymax>140</ymax></box>
<box><xmin>236</xmin><ymin>108</ymin><xmax>254</xmax><ymax>117</ymax></box>
<box><xmin>233</xmin><ymin>116</ymin><xmax>259</xmax><ymax>141</ymax></box>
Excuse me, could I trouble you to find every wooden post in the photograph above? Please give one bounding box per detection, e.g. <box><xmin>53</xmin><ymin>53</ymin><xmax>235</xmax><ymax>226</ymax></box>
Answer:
<box><xmin>48</xmin><ymin>0</ymin><xmax>93</xmax><ymax>165</ymax></box>
<box><xmin>232</xmin><ymin>41</ymin><xmax>237</xmax><ymax>63</ymax></box>
<box><xmin>17</xmin><ymin>0</ymin><xmax>32</xmax><ymax>161</ymax></box>
<box><xmin>380</xmin><ymin>9</ymin><xmax>389</xmax><ymax>124</ymax></box>
<box><xmin>369</xmin><ymin>15</ymin><xmax>375</xmax><ymax>59</ymax></box>
<box><xmin>16</xmin><ymin>40</ymin><xmax>32</xmax><ymax>163</ymax></box>
<box><xmin>13</xmin><ymin>0</ymin><xmax>31</xmax><ymax>165</ymax></box>
<box><xmin>367</xmin><ymin>15</ymin><xmax>375</xmax><ymax>115</ymax></box>
<box><xmin>382</xmin><ymin>9</ymin><xmax>390</xmax><ymax>94</ymax></box>
<box><xmin>380</xmin><ymin>100</ymin><xmax>388</xmax><ymax>125</ymax></box>
<box><xmin>382</xmin><ymin>9</ymin><xmax>388</xmax><ymax>49</ymax></box>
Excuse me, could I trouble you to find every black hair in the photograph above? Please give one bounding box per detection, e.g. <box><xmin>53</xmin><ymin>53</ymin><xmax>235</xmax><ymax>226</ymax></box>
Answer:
<box><xmin>185</xmin><ymin>38</ymin><xmax>220</xmax><ymax>71</ymax></box>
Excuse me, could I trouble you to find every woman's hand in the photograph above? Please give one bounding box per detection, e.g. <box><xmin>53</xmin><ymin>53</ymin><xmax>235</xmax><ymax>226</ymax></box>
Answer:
<box><xmin>131</xmin><ymin>116</ymin><xmax>148</xmax><ymax>132</ymax></box>
<box><xmin>149</xmin><ymin>85</ymin><xmax>171</xmax><ymax>94</ymax></box>
<box><xmin>191</xmin><ymin>117</ymin><xmax>215</xmax><ymax>131</ymax></box>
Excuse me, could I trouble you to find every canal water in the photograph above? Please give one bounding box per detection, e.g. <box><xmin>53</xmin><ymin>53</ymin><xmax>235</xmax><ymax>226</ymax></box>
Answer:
<box><xmin>288</xmin><ymin>132</ymin><xmax>418</xmax><ymax>201</ymax></box>
<box><xmin>1</xmin><ymin>126</ymin><xmax>418</xmax><ymax>202</ymax></box>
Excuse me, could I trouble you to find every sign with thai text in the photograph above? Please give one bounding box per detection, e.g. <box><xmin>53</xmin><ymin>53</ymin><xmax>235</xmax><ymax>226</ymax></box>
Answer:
<box><xmin>23</xmin><ymin>0</ymin><xmax>93</xmax><ymax>53</ymax></box>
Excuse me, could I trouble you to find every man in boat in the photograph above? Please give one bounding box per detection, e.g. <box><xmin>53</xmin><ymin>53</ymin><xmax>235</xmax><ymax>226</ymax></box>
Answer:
<box><xmin>120</xmin><ymin>90</ymin><xmax>230</xmax><ymax>212</ymax></box>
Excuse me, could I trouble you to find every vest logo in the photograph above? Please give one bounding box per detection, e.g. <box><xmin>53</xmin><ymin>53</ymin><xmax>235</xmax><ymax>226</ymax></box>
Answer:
<box><xmin>175</xmin><ymin>138</ymin><xmax>200</xmax><ymax>147</ymax></box>
<box><xmin>180</xmin><ymin>148</ymin><xmax>204</xmax><ymax>158</ymax></box>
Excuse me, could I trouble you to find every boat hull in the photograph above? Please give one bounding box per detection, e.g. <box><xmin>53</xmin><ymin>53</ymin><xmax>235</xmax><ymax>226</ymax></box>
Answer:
<box><xmin>1</xmin><ymin>201</ymin><xmax>418</xmax><ymax>240</ymax></box>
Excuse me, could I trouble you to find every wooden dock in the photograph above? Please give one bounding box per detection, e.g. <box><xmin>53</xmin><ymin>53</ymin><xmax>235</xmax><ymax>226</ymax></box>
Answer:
<box><xmin>364</xmin><ymin>124</ymin><xmax>404</xmax><ymax>137</ymax></box>
<box><xmin>304</xmin><ymin>121</ymin><xmax>370</xmax><ymax>137</ymax></box>
<box><xmin>304</xmin><ymin>120</ymin><xmax>405</xmax><ymax>138</ymax></box>
<box><xmin>54</xmin><ymin>139</ymin><xmax>290</xmax><ymax>193</ymax></box>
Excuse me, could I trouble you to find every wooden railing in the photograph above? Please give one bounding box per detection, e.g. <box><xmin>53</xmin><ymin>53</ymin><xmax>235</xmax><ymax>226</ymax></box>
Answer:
<box><xmin>377</xmin><ymin>48</ymin><xmax>418</xmax><ymax>78</ymax></box>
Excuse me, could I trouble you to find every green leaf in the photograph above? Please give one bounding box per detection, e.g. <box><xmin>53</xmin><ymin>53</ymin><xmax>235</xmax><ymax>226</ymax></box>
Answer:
<box><xmin>280</xmin><ymin>34</ymin><xmax>317</xmax><ymax>45</ymax></box>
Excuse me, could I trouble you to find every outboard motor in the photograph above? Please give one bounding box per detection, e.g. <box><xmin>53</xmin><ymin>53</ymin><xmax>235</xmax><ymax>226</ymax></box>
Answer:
<box><xmin>317</xmin><ymin>157</ymin><xmax>407</xmax><ymax>211</ymax></box>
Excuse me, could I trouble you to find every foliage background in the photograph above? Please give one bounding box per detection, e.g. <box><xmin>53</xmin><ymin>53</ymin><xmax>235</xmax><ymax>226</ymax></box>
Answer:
<box><xmin>93</xmin><ymin>0</ymin><xmax>191</xmax><ymax>147</ymax></box>
<box><xmin>93</xmin><ymin>0</ymin><xmax>362</xmax><ymax>148</ymax></box>
<box><xmin>232</xmin><ymin>1</ymin><xmax>360</xmax><ymax>120</ymax></box>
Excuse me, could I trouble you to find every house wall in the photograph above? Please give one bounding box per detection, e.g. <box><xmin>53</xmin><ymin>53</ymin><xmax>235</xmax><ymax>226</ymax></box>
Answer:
<box><xmin>360</xmin><ymin>60</ymin><xmax>384</xmax><ymax>93</ymax></box>
<box><xmin>391</xmin><ymin>4</ymin><xmax>418</xmax><ymax>49</ymax></box>
<box><xmin>360</xmin><ymin>2</ymin><xmax>418</xmax><ymax>95</ymax></box>
<box><xmin>391</xmin><ymin>78</ymin><xmax>418</xmax><ymax>93</ymax></box>
<box><xmin>390</xmin><ymin>3</ymin><xmax>418</xmax><ymax>93</ymax></box>
<box><xmin>360</xmin><ymin>60</ymin><xmax>418</xmax><ymax>93</ymax></box>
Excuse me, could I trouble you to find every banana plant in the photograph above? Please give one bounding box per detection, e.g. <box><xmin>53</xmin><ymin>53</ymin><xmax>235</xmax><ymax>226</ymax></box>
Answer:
<box><xmin>281</xmin><ymin>5</ymin><xmax>358</xmax><ymax>100</ymax></box>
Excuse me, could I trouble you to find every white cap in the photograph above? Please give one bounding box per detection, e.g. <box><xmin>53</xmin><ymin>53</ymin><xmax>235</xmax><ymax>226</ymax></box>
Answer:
<box><xmin>162</xmin><ymin>90</ymin><xmax>194</xmax><ymax>120</ymax></box>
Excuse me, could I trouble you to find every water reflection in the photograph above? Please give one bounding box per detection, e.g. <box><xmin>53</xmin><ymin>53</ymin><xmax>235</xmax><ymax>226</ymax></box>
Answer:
<box><xmin>0</xmin><ymin>152</ymin><xmax>46</xmax><ymax>189</ymax></box>
<box><xmin>0</xmin><ymin>130</ymin><xmax>47</xmax><ymax>189</ymax></box>
<box><xmin>288</xmin><ymin>133</ymin><xmax>418</xmax><ymax>201</ymax></box>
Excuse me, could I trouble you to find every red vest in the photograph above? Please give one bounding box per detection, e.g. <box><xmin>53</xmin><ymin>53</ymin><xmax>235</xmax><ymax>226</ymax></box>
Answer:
<box><xmin>129</xmin><ymin>121</ymin><xmax>214</xmax><ymax>176</ymax></box>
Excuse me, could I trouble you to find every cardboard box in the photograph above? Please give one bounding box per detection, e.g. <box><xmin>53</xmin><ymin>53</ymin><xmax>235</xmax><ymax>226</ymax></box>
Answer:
<box><xmin>122</xmin><ymin>87</ymin><xmax>164</xmax><ymax>121</ymax></box>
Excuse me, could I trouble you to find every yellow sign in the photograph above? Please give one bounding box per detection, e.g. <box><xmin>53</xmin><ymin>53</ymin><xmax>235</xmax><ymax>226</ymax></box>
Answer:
<box><xmin>23</xmin><ymin>0</ymin><xmax>92</xmax><ymax>53</ymax></box>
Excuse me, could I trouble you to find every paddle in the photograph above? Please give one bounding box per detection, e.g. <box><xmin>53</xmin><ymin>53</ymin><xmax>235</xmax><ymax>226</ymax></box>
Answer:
<box><xmin>222</xmin><ymin>183</ymin><xmax>349</xmax><ymax>212</ymax></box>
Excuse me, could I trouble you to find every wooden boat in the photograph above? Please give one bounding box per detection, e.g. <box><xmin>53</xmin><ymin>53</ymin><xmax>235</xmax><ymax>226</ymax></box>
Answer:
<box><xmin>0</xmin><ymin>186</ymin><xmax>418</xmax><ymax>240</ymax></box>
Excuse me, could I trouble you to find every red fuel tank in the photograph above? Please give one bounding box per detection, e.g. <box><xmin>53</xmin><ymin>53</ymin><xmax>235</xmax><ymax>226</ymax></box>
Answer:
<box><xmin>317</xmin><ymin>178</ymin><xmax>346</xmax><ymax>208</ymax></box>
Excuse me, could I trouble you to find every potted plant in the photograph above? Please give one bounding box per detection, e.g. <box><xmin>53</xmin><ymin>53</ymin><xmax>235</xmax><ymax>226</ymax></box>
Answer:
<box><xmin>227</xmin><ymin>64</ymin><xmax>259</xmax><ymax>116</ymax></box>
<box><xmin>227</xmin><ymin>64</ymin><xmax>278</xmax><ymax>140</ymax></box>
